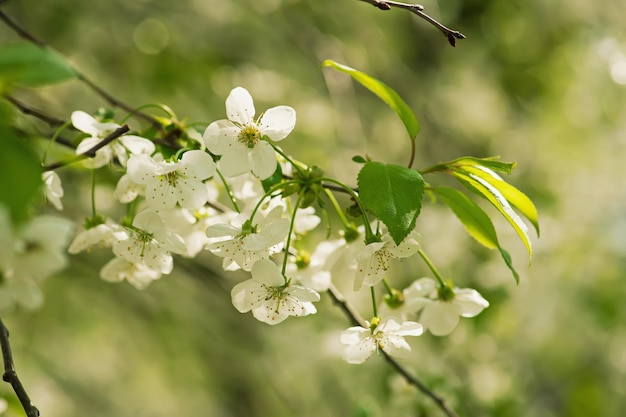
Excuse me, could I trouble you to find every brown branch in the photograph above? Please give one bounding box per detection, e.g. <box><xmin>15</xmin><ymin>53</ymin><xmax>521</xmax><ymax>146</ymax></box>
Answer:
<box><xmin>0</xmin><ymin>8</ymin><xmax>161</xmax><ymax>127</ymax></box>
<box><xmin>0</xmin><ymin>319</ymin><xmax>40</xmax><ymax>417</ymax></box>
<box><xmin>359</xmin><ymin>0</ymin><xmax>465</xmax><ymax>46</ymax></box>
<box><xmin>4</xmin><ymin>95</ymin><xmax>69</xmax><ymax>127</ymax></box>
<box><xmin>43</xmin><ymin>124</ymin><xmax>130</xmax><ymax>170</ymax></box>
<box><xmin>326</xmin><ymin>284</ymin><xmax>460</xmax><ymax>417</ymax></box>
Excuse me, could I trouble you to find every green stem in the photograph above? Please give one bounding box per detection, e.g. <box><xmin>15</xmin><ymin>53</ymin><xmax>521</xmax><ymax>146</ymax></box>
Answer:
<box><xmin>216</xmin><ymin>169</ymin><xmax>241</xmax><ymax>213</ymax></box>
<box><xmin>248</xmin><ymin>180</ymin><xmax>300</xmax><ymax>224</ymax></box>
<box><xmin>370</xmin><ymin>287</ymin><xmax>378</xmax><ymax>318</ymax></box>
<box><xmin>322</xmin><ymin>188</ymin><xmax>351</xmax><ymax>228</ymax></box>
<box><xmin>318</xmin><ymin>177</ymin><xmax>376</xmax><ymax>241</ymax></box>
<box><xmin>382</xmin><ymin>277</ymin><xmax>395</xmax><ymax>295</ymax></box>
<box><xmin>271</xmin><ymin>145</ymin><xmax>307</xmax><ymax>177</ymax></box>
<box><xmin>90</xmin><ymin>170</ymin><xmax>97</xmax><ymax>218</ymax></box>
<box><xmin>417</xmin><ymin>248</ymin><xmax>446</xmax><ymax>287</ymax></box>
<box><xmin>281</xmin><ymin>192</ymin><xmax>305</xmax><ymax>278</ymax></box>
<box><xmin>42</xmin><ymin>121</ymin><xmax>71</xmax><ymax>165</ymax></box>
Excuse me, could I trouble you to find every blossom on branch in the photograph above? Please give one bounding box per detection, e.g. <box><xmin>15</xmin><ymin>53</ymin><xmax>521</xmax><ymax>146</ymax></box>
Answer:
<box><xmin>112</xmin><ymin>210</ymin><xmax>186</xmax><ymax>274</ymax></box>
<box><xmin>401</xmin><ymin>277</ymin><xmax>490</xmax><ymax>336</ymax></box>
<box><xmin>231</xmin><ymin>259</ymin><xmax>320</xmax><ymax>325</ymax></box>
<box><xmin>354</xmin><ymin>231</ymin><xmax>420</xmax><ymax>290</ymax></box>
<box><xmin>72</xmin><ymin>111</ymin><xmax>155</xmax><ymax>168</ymax></box>
<box><xmin>340</xmin><ymin>318</ymin><xmax>423</xmax><ymax>364</ymax></box>
<box><xmin>206</xmin><ymin>205</ymin><xmax>289</xmax><ymax>271</ymax></box>
<box><xmin>203</xmin><ymin>87</ymin><xmax>296</xmax><ymax>180</ymax></box>
<box><xmin>126</xmin><ymin>150</ymin><xmax>216</xmax><ymax>211</ymax></box>
<box><xmin>42</xmin><ymin>171</ymin><xmax>64</xmax><ymax>210</ymax></box>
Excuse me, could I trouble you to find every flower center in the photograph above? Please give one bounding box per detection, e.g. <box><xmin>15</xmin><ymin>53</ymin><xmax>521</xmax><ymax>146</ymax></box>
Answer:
<box><xmin>238</xmin><ymin>125</ymin><xmax>261</xmax><ymax>148</ymax></box>
<box><xmin>163</xmin><ymin>171</ymin><xmax>181</xmax><ymax>186</ymax></box>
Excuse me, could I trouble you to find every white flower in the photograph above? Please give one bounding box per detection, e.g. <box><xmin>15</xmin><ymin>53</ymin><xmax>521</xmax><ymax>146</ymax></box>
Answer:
<box><xmin>112</xmin><ymin>210</ymin><xmax>186</xmax><ymax>274</ymax></box>
<box><xmin>0</xmin><ymin>210</ymin><xmax>73</xmax><ymax>311</ymax></box>
<box><xmin>72</xmin><ymin>111</ymin><xmax>155</xmax><ymax>168</ymax></box>
<box><xmin>159</xmin><ymin>207</ymin><xmax>217</xmax><ymax>258</ymax></box>
<box><xmin>354</xmin><ymin>231</ymin><xmax>420</xmax><ymax>290</ymax></box>
<box><xmin>340</xmin><ymin>318</ymin><xmax>423</xmax><ymax>364</ymax></box>
<box><xmin>206</xmin><ymin>205</ymin><xmax>289</xmax><ymax>271</ymax></box>
<box><xmin>203</xmin><ymin>87</ymin><xmax>296</xmax><ymax>180</ymax></box>
<box><xmin>42</xmin><ymin>171</ymin><xmax>64</xmax><ymax>210</ymax></box>
<box><xmin>100</xmin><ymin>257</ymin><xmax>161</xmax><ymax>290</ymax></box>
<box><xmin>126</xmin><ymin>150</ymin><xmax>216</xmax><ymax>211</ymax></box>
<box><xmin>405</xmin><ymin>277</ymin><xmax>489</xmax><ymax>336</ymax></box>
<box><xmin>114</xmin><ymin>174</ymin><xmax>145</xmax><ymax>204</ymax></box>
<box><xmin>231</xmin><ymin>259</ymin><xmax>320</xmax><ymax>325</ymax></box>
<box><xmin>68</xmin><ymin>220</ymin><xmax>126</xmax><ymax>254</ymax></box>
<box><xmin>286</xmin><ymin>241</ymin><xmax>336</xmax><ymax>292</ymax></box>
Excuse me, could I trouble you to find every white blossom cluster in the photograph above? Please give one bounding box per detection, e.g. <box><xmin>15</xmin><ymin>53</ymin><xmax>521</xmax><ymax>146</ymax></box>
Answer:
<box><xmin>13</xmin><ymin>87</ymin><xmax>491</xmax><ymax>365</ymax></box>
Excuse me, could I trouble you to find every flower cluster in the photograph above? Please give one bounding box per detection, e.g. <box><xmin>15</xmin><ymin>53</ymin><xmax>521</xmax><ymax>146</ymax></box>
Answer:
<box><xmin>23</xmin><ymin>87</ymin><xmax>492</xmax><ymax>366</ymax></box>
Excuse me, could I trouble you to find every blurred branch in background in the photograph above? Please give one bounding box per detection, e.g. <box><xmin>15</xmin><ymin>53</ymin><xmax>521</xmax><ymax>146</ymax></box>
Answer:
<box><xmin>358</xmin><ymin>0</ymin><xmax>465</xmax><ymax>46</ymax></box>
<box><xmin>0</xmin><ymin>319</ymin><xmax>39</xmax><ymax>417</ymax></box>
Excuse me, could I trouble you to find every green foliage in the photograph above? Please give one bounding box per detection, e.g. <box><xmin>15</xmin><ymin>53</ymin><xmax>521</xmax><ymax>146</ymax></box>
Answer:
<box><xmin>0</xmin><ymin>42</ymin><xmax>76</xmax><ymax>88</ymax></box>
<box><xmin>321</xmin><ymin>60</ymin><xmax>420</xmax><ymax>140</ymax></box>
<box><xmin>0</xmin><ymin>108</ymin><xmax>42</xmax><ymax>222</ymax></box>
<box><xmin>357</xmin><ymin>162</ymin><xmax>424</xmax><ymax>244</ymax></box>
<box><xmin>433</xmin><ymin>187</ymin><xmax>520</xmax><ymax>282</ymax></box>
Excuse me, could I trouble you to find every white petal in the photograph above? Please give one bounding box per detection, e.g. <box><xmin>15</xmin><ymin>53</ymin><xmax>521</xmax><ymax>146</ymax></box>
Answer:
<box><xmin>206</xmin><ymin>223</ymin><xmax>239</xmax><ymax>238</ymax></box>
<box><xmin>145</xmin><ymin>178</ymin><xmax>177</xmax><ymax>210</ymax></box>
<box><xmin>226</xmin><ymin>87</ymin><xmax>255</xmax><ymax>125</ymax></box>
<box><xmin>132</xmin><ymin>210</ymin><xmax>164</xmax><ymax>233</ymax></box>
<box><xmin>249</xmin><ymin>141</ymin><xmax>278</xmax><ymax>180</ymax></box>
<box><xmin>71</xmin><ymin>111</ymin><xmax>119</xmax><ymax>135</ymax></box>
<box><xmin>251</xmin><ymin>259</ymin><xmax>284</xmax><ymax>286</ymax></box>
<box><xmin>114</xmin><ymin>174</ymin><xmax>144</xmax><ymax>203</ymax></box>
<box><xmin>180</xmin><ymin>150</ymin><xmax>216</xmax><ymax>180</ymax></box>
<box><xmin>454</xmin><ymin>289</ymin><xmax>489</xmax><ymax>317</ymax></box>
<box><xmin>218</xmin><ymin>145</ymin><xmax>252</xmax><ymax>178</ymax></box>
<box><xmin>203</xmin><ymin>120</ymin><xmax>240</xmax><ymax>155</ymax></box>
<box><xmin>251</xmin><ymin>304</ymin><xmax>290</xmax><ymax>325</ymax></box>
<box><xmin>258</xmin><ymin>105</ymin><xmax>296</xmax><ymax>141</ymax></box>
<box><xmin>118</xmin><ymin>135</ymin><xmax>156</xmax><ymax>155</ymax></box>
<box><xmin>288</xmin><ymin>285</ymin><xmax>321</xmax><ymax>303</ymax></box>
<box><xmin>231</xmin><ymin>279</ymin><xmax>264</xmax><ymax>312</ymax></box>
<box><xmin>176</xmin><ymin>178</ymin><xmax>208</xmax><ymax>210</ymax></box>
<box><xmin>421</xmin><ymin>302</ymin><xmax>460</xmax><ymax>336</ymax></box>
<box><xmin>340</xmin><ymin>327</ymin><xmax>376</xmax><ymax>364</ymax></box>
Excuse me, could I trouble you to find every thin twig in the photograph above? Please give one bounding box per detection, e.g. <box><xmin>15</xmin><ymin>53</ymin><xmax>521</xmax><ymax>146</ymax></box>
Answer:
<box><xmin>0</xmin><ymin>8</ymin><xmax>161</xmax><ymax>127</ymax></box>
<box><xmin>4</xmin><ymin>95</ymin><xmax>69</xmax><ymax>127</ymax></box>
<box><xmin>359</xmin><ymin>0</ymin><xmax>465</xmax><ymax>46</ymax></box>
<box><xmin>43</xmin><ymin>124</ymin><xmax>129</xmax><ymax>170</ymax></box>
<box><xmin>0</xmin><ymin>319</ymin><xmax>40</xmax><ymax>417</ymax></box>
<box><xmin>326</xmin><ymin>285</ymin><xmax>460</xmax><ymax>417</ymax></box>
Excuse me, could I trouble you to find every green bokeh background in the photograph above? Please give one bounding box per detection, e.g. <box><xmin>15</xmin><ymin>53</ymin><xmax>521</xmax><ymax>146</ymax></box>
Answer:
<box><xmin>1</xmin><ymin>0</ymin><xmax>626</xmax><ymax>416</ymax></box>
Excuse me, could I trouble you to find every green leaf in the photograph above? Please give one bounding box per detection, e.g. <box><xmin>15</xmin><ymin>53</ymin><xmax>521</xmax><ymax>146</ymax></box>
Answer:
<box><xmin>0</xmin><ymin>42</ymin><xmax>76</xmax><ymax>88</ymax></box>
<box><xmin>460</xmin><ymin>164</ymin><xmax>540</xmax><ymax>236</ymax></box>
<box><xmin>0</xmin><ymin>115</ymin><xmax>43</xmax><ymax>222</ymax></box>
<box><xmin>453</xmin><ymin>170</ymin><xmax>533</xmax><ymax>261</ymax></box>
<box><xmin>358</xmin><ymin>162</ymin><xmax>424</xmax><ymax>245</ymax></box>
<box><xmin>321</xmin><ymin>60</ymin><xmax>419</xmax><ymax>140</ymax></box>
<box><xmin>433</xmin><ymin>187</ymin><xmax>498</xmax><ymax>249</ymax></box>
<box><xmin>261</xmin><ymin>162</ymin><xmax>283</xmax><ymax>192</ymax></box>
<box><xmin>423</xmin><ymin>156</ymin><xmax>516</xmax><ymax>175</ymax></box>
<box><xmin>433</xmin><ymin>187</ymin><xmax>520</xmax><ymax>282</ymax></box>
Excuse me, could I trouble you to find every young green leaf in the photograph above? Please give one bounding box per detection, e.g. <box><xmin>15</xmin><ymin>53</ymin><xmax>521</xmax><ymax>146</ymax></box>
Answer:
<box><xmin>422</xmin><ymin>156</ymin><xmax>516</xmax><ymax>175</ymax></box>
<box><xmin>321</xmin><ymin>60</ymin><xmax>419</xmax><ymax>140</ymax></box>
<box><xmin>357</xmin><ymin>162</ymin><xmax>424</xmax><ymax>245</ymax></box>
<box><xmin>459</xmin><ymin>165</ymin><xmax>540</xmax><ymax>236</ymax></box>
<box><xmin>0</xmin><ymin>42</ymin><xmax>76</xmax><ymax>88</ymax></box>
<box><xmin>433</xmin><ymin>187</ymin><xmax>520</xmax><ymax>283</ymax></box>
<box><xmin>454</xmin><ymin>171</ymin><xmax>533</xmax><ymax>261</ymax></box>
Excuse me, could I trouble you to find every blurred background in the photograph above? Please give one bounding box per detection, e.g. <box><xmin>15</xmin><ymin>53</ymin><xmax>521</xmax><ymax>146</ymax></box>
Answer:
<box><xmin>1</xmin><ymin>0</ymin><xmax>626</xmax><ymax>416</ymax></box>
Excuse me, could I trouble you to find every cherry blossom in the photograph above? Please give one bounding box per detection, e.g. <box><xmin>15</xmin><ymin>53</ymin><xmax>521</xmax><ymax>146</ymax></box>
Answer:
<box><xmin>206</xmin><ymin>205</ymin><xmax>289</xmax><ymax>271</ymax></box>
<box><xmin>354</xmin><ymin>231</ymin><xmax>420</xmax><ymax>290</ymax></box>
<box><xmin>72</xmin><ymin>111</ymin><xmax>155</xmax><ymax>168</ymax></box>
<box><xmin>203</xmin><ymin>87</ymin><xmax>296</xmax><ymax>179</ymax></box>
<box><xmin>100</xmin><ymin>257</ymin><xmax>161</xmax><ymax>290</ymax></box>
<box><xmin>340</xmin><ymin>318</ymin><xmax>423</xmax><ymax>364</ymax></box>
<box><xmin>126</xmin><ymin>150</ymin><xmax>216</xmax><ymax>211</ymax></box>
<box><xmin>231</xmin><ymin>259</ymin><xmax>320</xmax><ymax>325</ymax></box>
<box><xmin>42</xmin><ymin>171</ymin><xmax>64</xmax><ymax>210</ymax></box>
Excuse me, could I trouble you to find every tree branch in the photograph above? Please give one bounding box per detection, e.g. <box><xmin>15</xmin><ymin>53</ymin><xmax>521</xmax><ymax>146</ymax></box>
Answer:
<box><xmin>0</xmin><ymin>319</ymin><xmax>40</xmax><ymax>417</ymax></box>
<box><xmin>326</xmin><ymin>284</ymin><xmax>460</xmax><ymax>417</ymax></box>
<box><xmin>358</xmin><ymin>0</ymin><xmax>465</xmax><ymax>46</ymax></box>
<box><xmin>0</xmin><ymin>8</ymin><xmax>162</xmax><ymax>128</ymax></box>
<box><xmin>3</xmin><ymin>95</ymin><xmax>69</xmax><ymax>127</ymax></box>
<box><xmin>43</xmin><ymin>124</ymin><xmax>130</xmax><ymax>170</ymax></box>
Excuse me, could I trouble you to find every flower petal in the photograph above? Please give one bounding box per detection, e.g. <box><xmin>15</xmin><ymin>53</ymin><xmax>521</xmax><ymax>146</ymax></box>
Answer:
<box><xmin>218</xmin><ymin>145</ymin><xmax>252</xmax><ymax>178</ymax></box>
<box><xmin>249</xmin><ymin>141</ymin><xmax>278</xmax><ymax>180</ymax></box>
<box><xmin>226</xmin><ymin>87</ymin><xmax>255</xmax><ymax>125</ymax></box>
<box><xmin>203</xmin><ymin>120</ymin><xmax>240</xmax><ymax>155</ymax></box>
<box><xmin>421</xmin><ymin>302</ymin><xmax>460</xmax><ymax>336</ymax></box>
<box><xmin>258</xmin><ymin>105</ymin><xmax>296</xmax><ymax>141</ymax></box>
<box><xmin>251</xmin><ymin>259</ymin><xmax>284</xmax><ymax>286</ymax></box>
<box><xmin>454</xmin><ymin>288</ymin><xmax>489</xmax><ymax>317</ymax></box>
